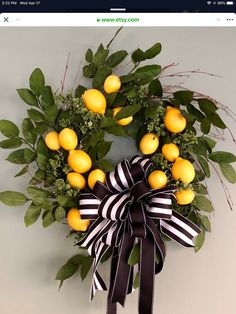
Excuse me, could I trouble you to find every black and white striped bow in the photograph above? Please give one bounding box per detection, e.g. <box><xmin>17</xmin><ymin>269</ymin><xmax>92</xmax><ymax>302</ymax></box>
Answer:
<box><xmin>78</xmin><ymin>155</ymin><xmax>201</xmax><ymax>314</ymax></box>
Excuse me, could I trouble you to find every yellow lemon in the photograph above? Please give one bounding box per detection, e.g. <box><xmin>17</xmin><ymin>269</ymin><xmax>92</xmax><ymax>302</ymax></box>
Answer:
<box><xmin>175</xmin><ymin>189</ymin><xmax>195</xmax><ymax>205</ymax></box>
<box><xmin>88</xmin><ymin>169</ymin><xmax>106</xmax><ymax>190</ymax></box>
<box><xmin>171</xmin><ymin>157</ymin><xmax>195</xmax><ymax>183</ymax></box>
<box><xmin>68</xmin><ymin>150</ymin><xmax>92</xmax><ymax>174</ymax></box>
<box><xmin>67</xmin><ymin>172</ymin><xmax>86</xmax><ymax>190</ymax></box>
<box><xmin>140</xmin><ymin>133</ymin><xmax>159</xmax><ymax>155</ymax></box>
<box><xmin>45</xmin><ymin>131</ymin><xmax>61</xmax><ymax>151</ymax></box>
<box><xmin>162</xmin><ymin>143</ymin><xmax>180</xmax><ymax>162</ymax></box>
<box><xmin>58</xmin><ymin>128</ymin><xmax>78</xmax><ymax>150</ymax></box>
<box><xmin>113</xmin><ymin>106</ymin><xmax>133</xmax><ymax>126</ymax></box>
<box><xmin>67</xmin><ymin>208</ymin><xmax>90</xmax><ymax>232</ymax></box>
<box><xmin>83</xmin><ymin>89</ymin><xmax>106</xmax><ymax>114</ymax></box>
<box><xmin>148</xmin><ymin>170</ymin><xmax>168</xmax><ymax>189</ymax></box>
<box><xmin>104</xmin><ymin>75</ymin><xmax>121</xmax><ymax>94</ymax></box>
<box><xmin>164</xmin><ymin>107</ymin><xmax>186</xmax><ymax>133</ymax></box>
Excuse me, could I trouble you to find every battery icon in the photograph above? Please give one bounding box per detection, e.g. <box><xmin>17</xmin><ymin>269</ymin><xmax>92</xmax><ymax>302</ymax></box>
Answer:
<box><xmin>226</xmin><ymin>1</ymin><xmax>234</xmax><ymax>4</ymax></box>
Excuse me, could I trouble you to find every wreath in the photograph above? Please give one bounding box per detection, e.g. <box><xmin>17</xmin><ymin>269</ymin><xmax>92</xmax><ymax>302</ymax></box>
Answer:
<box><xmin>1</xmin><ymin>29</ymin><xmax>236</xmax><ymax>314</ymax></box>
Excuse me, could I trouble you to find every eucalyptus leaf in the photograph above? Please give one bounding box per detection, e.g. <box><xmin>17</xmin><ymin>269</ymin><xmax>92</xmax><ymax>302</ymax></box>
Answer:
<box><xmin>17</xmin><ymin>88</ymin><xmax>38</xmax><ymax>106</ymax></box>
<box><xmin>0</xmin><ymin>191</ymin><xmax>28</xmax><ymax>206</ymax></box>
<box><xmin>24</xmin><ymin>203</ymin><xmax>41</xmax><ymax>226</ymax></box>
<box><xmin>0</xmin><ymin>120</ymin><xmax>19</xmax><ymax>138</ymax></box>
<box><xmin>29</xmin><ymin>68</ymin><xmax>45</xmax><ymax>96</ymax></box>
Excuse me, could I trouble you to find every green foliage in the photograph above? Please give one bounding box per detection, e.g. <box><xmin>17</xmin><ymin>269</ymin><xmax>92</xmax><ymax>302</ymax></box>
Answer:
<box><xmin>115</xmin><ymin>104</ymin><xmax>141</xmax><ymax>120</ymax></box>
<box><xmin>17</xmin><ymin>88</ymin><xmax>38</xmax><ymax>106</ymax></box>
<box><xmin>0</xmin><ymin>120</ymin><xmax>19</xmax><ymax>138</ymax></box>
<box><xmin>29</xmin><ymin>68</ymin><xmax>45</xmax><ymax>96</ymax></box>
<box><xmin>105</xmin><ymin>50</ymin><xmax>128</xmax><ymax>67</ymax></box>
<box><xmin>128</xmin><ymin>243</ymin><xmax>140</xmax><ymax>266</ymax></box>
<box><xmin>0</xmin><ymin>191</ymin><xmax>28</xmax><ymax>206</ymax></box>
<box><xmin>22</xmin><ymin>118</ymin><xmax>37</xmax><ymax>144</ymax></box>
<box><xmin>194</xmin><ymin>231</ymin><xmax>205</xmax><ymax>252</ymax></box>
<box><xmin>219</xmin><ymin>163</ymin><xmax>236</xmax><ymax>183</ymax></box>
<box><xmin>92</xmin><ymin>66</ymin><xmax>112</xmax><ymax>89</ymax></box>
<box><xmin>174</xmin><ymin>91</ymin><xmax>194</xmax><ymax>105</ymax></box>
<box><xmin>24</xmin><ymin>203</ymin><xmax>41</xmax><ymax>226</ymax></box>
<box><xmin>209</xmin><ymin>151</ymin><xmax>236</xmax><ymax>163</ymax></box>
<box><xmin>0</xmin><ymin>138</ymin><xmax>22</xmax><ymax>149</ymax></box>
<box><xmin>192</xmin><ymin>195</ymin><xmax>214</xmax><ymax>212</ymax></box>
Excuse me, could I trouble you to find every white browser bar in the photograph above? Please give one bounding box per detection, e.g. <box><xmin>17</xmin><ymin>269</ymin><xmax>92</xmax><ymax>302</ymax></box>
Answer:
<box><xmin>0</xmin><ymin>13</ymin><xmax>235</xmax><ymax>27</ymax></box>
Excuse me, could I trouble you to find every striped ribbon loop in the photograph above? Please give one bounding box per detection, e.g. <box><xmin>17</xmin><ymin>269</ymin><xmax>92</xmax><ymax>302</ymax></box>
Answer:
<box><xmin>77</xmin><ymin>155</ymin><xmax>201</xmax><ymax>314</ymax></box>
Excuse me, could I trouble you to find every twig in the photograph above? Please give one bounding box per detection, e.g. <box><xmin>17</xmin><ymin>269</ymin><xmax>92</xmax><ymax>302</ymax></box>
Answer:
<box><xmin>106</xmin><ymin>27</ymin><xmax>123</xmax><ymax>49</ymax></box>
<box><xmin>72</xmin><ymin>59</ymin><xmax>83</xmax><ymax>93</ymax></box>
<box><xmin>160</xmin><ymin>68</ymin><xmax>221</xmax><ymax>79</ymax></box>
<box><xmin>61</xmin><ymin>52</ymin><xmax>71</xmax><ymax>93</ymax></box>
<box><xmin>208</xmin><ymin>160</ymin><xmax>234</xmax><ymax>210</ymax></box>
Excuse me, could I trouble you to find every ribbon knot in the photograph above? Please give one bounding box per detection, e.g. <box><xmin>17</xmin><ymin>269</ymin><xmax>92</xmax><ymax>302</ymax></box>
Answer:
<box><xmin>78</xmin><ymin>155</ymin><xmax>201</xmax><ymax>314</ymax></box>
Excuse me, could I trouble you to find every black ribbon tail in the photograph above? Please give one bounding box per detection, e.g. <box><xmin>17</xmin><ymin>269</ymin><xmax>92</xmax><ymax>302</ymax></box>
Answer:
<box><xmin>139</xmin><ymin>235</ymin><xmax>156</xmax><ymax>314</ymax></box>
<box><xmin>110</xmin><ymin>233</ymin><xmax>135</xmax><ymax>306</ymax></box>
<box><xmin>107</xmin><ymin>247</ymin><xmax>119</xmax><ymax>314</ymax></box>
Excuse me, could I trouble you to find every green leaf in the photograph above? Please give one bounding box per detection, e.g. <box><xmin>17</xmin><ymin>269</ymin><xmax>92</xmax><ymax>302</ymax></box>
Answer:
<box><xmin>200</xmin><ymin>118</ymin><xmax>211</xmax><ymax>134</ymax></box>
<box><xmin>42</xmin><ymin>86</ymin><xmax>58</xmax><ymax>122</ymax></box>
<box><xmin>197</xmin><ymin>155</ymin><xmax>210</xmax><ymax>177</ymax></box>
<box><xmin>100</xmin><ymin>117</ymin><xmax>116</xmax><ymax>128</ymax></box>
<box><xmin>37</xmin><ymin>152</ymin><xmax>48</xmax><ymax>170</ymax></box>
<box><xmin>24</xmin><ymin>203</ymin><xmax>41</xmax><ymax>226</ymax></box>
<box><xmin>29</xmin><ymin>68</ymin><xmax>45</xmax><ymax>96</ymax></box>
<box><xmin>115</xmin><ymin>104</ymin><xmax>141</xmax><ymax>120</ymax></box>
<box><xmin>97</xmin><ymin>141</ymin><xmax>112</xmax><ymax>159</ymax></box>
<box><xmin>198</xmin><ymin>99</ymin><xmax>217</xmax><ymax>115</ymax></box>
<box><xmin>128</xmin><ymin>243</ymin><xmax>140</xmax><ymax>266</ymax></box>
<box><xmin>57</xmin><ymin>195</ymin><xmax>76</xmax><ymax>207</ymax></box>
<box><xmin>145</xmin><ymin>43</ymin><xmax>162</xmax><ymax>59</ymax></box>
<box><xmin>36</xmin><ymin>137</ymin><xmax>48</xmax><ymax>155</ymax></box>
<box><xmin>85</xmin><ymin>48</ymin><xmax>93</xmax><ymax>63</ymax></box>
<box><xmin>29</xmin><ymin>169</ymin><xmax>45</xmax><ymax>185</ymax></box>
<box><xmin>192</xmin><ymin>138</ymin><xmax>208</xmax><ymax>156</ymax></box>
<box><xmin>93</xmin><ymin>44</ymin><xmax>109</xmax><ymax>66</ymax></box>
<box><xmin>131</xmin><ymin>48</ymin><xmax>146</xmax><ymax>63</ymax></box>
<box><xmin>201</xmin><ymin>215</ymin><xmax>211</xmax><ymax>232</ymax></box>
<box><xmin>56</xmin><ymin>259</ymin><xmax>79</xmax><ymax>284</ymax></box>
<box><xmin>97</xmin><ymin>159</ymin><xmax>114</xmax><ymax>172</ymax></box>
<box><xmin>209</xmin><ymin>151</ymin><xmax>236</xmax><ymax>163</ymax></box>
<box><xmin>0</xmin><ymin>120</ymin><xmax>19</xmax><ymax>138</ymax></box>
<box><xmin>33</xmin><ymin>121</ymin><xmax>49</xmax><ymax>135</ymax></box>
<box><xmin>75</xmin><ymin>85</ymin><xmax>87</xmax><ymax>98</ymax></box>
<box><xmin>17</xmin><ymin>89</ymin><xmax>38</xmax><ymax>106</ymax></box>
<box><xmin>24</xmin><ymin>148</ymin><xmax>36</xmax><ymax>163</ymax></box>
<box><xmin>42</xmin><ymin>210</ymin><xmax>55</xmax><ymax>227</ymax></box>
<box><xmin>125</xmin><ymin>119</ymin><xmax>143</xmax><ymax>138</ymax></box>
<box><xmin>192</xmin><ymin>195</ymin><xmax>214</xmax><ymax>212</ymax></box>
<box><xmin>27</xmin><ymin>186</ymin><xmax>50</xmax><ymax>198</ymax></box>
<box><xmin>219</xmin><ymin>163</ymin><xmax>236</xmax><ymax>183</ymax></box>
<box><xmin>80</xmin><ymin>255</ymin><xmax>93</xmax><ymax>281</ymax></box>
<box><xmin>31</xmin><ymin>197</ymin><xmax>53</xmax><ymax>210</ymax></box>
<box><xmin>181</xmin><ymin>110</ymin><xmax>195</xmax><ymax>123</ymax></box>
<box><xmin>27</xmin><ymin>109</ymin><xmax>44</xmax><ymax>122</ymax></box>
<box><xmin>101</xmin><ymin>247</ymin><xmax>113</xmax><ymax>263</ymax></box>
<box><xmin>174</xmin><ymin>91</ymin><xmax>194</xmax><ymax>106</ymax></box>
<box><xmin>135</xmin><ymin>65</ymin><xmax>161</xmax><ymax>81</ymax></box>
<box><xmin>193</xmin><ymin>169</ymin><xmax>205</xmax><ymax>182</ymax></box>
<box><xmin>22</xmin><ymin>118</ymin><xmax>37</xmax><ymax>144</ymax></box>
<box><xmin>106</xmin><ymin>125</ymin><xmax>127</xmax><ymax>137</ymax></box>
<box><xmin>148</xmin><ymin>79</ymin><xmax>163</xmax><ymax>97</ymax></box>
<box><xmin>203</xmin><ymin>136</ymin><xmax>216</xmax><ymax>151</ymax></box>
<box><xmin>187</xmin><ymin>104</ymin><xmax>205</xmax><ymax>121</ymax></box>
<box><xmin>0</xmin><ymin>191</ymin><xmax>28</xmax><ymax>206</ymax></box>
<box><xmin>208</xmin><ymin>112</ymin><xmax>226</xmax><ymax>129</ymax></box>
<box><xmin>192</xmin><ymin>183</ymin><xmax>208</xmax><ymax>195</ymax></box>
<box><xmin>105</xmin><ymin>50</ymin><xmax>128</xmax><ymax>67</ymax></box>
<box><xmin>194</xmin><ymin>231</ymin><xmax>205</xmax><ymax>252</ymax></box>
<box><xmin>133</xmin><ymin>272</ymin><xmax>140</xmax><ymax>289</ymax></box>
<box><xmin>84</xmin><ymin>131</ymin><xmax>105</xmax><ymax>148</ymax></box>
<box><xmin>55</xmin><ymin>206</ymin><xmax>66</xmax><ymax>222</ymax></box>
<box><xmin>92</xmin><ymin>66</ymin><xmax>112</xmax><ymax>89</ymax></box>
<box><xmin>14</xmin><ymin>165</ymin><xmax>28</xmax><ymax>177</ymax></box>
<box><xmin>0</xmin><ymin>137</ymin><xmax>22</xmax><ymax>149</ymax></box>
<box><xmin>83</xmin><ymin>64</ymin><xmax>96</xmax><ymax>78</ymax></box>
<box><xmin>6</xmin><ymin>149</ymin><xmax>25</xmax><ymax>164</ymax></box>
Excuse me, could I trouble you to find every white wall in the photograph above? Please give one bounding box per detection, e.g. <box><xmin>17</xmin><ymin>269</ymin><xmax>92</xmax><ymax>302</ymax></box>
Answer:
<box><xmin>0</xmin><ymin>27</ymin><xmax>236</xmax><ymax>314</ymax></box>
